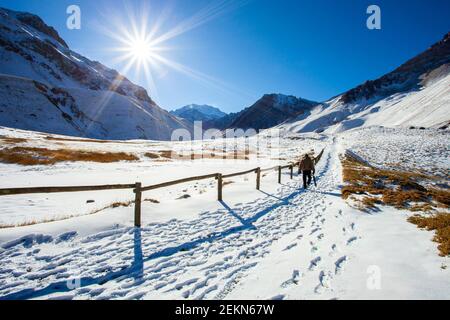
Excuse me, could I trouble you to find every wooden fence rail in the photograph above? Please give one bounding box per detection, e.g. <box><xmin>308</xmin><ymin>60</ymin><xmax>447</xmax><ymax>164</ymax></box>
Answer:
<box><xmin>141</xmin><ymin>173</ymin><xmax>219</xmax><ymax>192</ymax></box>
<box><xmin>222</xmin><ymin>168</ymin><xmax>258</xmax><ymax>179</ymax></box>
<box><xmin>0</xmin><ymin>184</ymin><xmax>136</xmax><ymax>196</ymax></box>
<box><xmin>0</xmin><ymin>149</ymin><xmax>324</xmax><ymax>228</ymax></box>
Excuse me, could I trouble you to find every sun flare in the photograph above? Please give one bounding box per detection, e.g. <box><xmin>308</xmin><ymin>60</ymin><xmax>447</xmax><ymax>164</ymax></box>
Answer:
<box><xmin>127</xmin><ymin>37</ymin><xmax>155</xmax><ymax>62</ymax></box>
<box><xmin>99</xmin><ymin>1</ymin><xmax>252</xmax><ymax>101</ymax></box>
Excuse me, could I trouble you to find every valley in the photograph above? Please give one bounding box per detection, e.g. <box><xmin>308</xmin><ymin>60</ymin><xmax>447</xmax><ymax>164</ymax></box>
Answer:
<box><xmin>0</xmin><ymin>5</ymin><xmax>449</xmax><ymax>301</ymax></box>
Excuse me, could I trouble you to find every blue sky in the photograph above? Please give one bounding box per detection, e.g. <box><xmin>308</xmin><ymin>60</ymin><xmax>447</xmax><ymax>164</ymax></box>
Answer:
<box><xmin>0</xmin><ymin>0</ymin><xmax>449</xmax><ymax>112</ymax></box>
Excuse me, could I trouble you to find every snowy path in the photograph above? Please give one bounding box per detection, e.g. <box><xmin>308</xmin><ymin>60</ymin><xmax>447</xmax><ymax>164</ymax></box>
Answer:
<box><xmin>1</xmin><ymin>137</ymin><xmax>449</xmax><ymax>300</ymax></box>
<box><xmin>226</xmin><ymin>139</ymin><xmax>363</xmax><ymax>299</ymax></box>
<box><xmin>0</xmin><ymin>139</ymin><xmax>340</xmax><ymax>299</ymax></box>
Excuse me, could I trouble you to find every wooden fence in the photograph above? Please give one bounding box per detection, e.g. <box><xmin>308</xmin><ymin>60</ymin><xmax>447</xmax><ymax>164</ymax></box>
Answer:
<box><xmin>0</xmin><ymin>149</ymin><xmax>324</xmax><ymax>227</ymax></box>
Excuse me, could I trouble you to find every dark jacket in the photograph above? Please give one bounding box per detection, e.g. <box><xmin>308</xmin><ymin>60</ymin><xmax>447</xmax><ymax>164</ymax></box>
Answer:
<box><xmin>299</xmin><ymin>155</ymin><xmax>315</xmax><ymax>171</ymax></box>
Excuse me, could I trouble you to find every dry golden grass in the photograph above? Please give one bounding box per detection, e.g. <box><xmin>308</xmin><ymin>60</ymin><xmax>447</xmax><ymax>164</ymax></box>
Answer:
<box><xmin>361</xmin><ymin>197</ymin><xmax>382</xmax><ymax>209</ymax></box>
<box><xmin>45</xmin><ymin>136</ymin><xmax>113</xmax><ymax>143</ymax></box>
<box><xmin>341</xmin><ymin>153</ymin><xmax>449</xmax><ymax>211</ymax></box>
<box><xmin>0</xmin><ymin>136</ymin><xmax>28</xmax><ymax>144</ymax></box>
<box><xmin>428</xmin><ymin>188</ymin><xmax>450</xmax><ymax>207</ymax></box>
<box><xmin>0</xmin><ymin>146</ymin><xmax>138</xmax><ymax>165</ymax></box>
<box><xmin>158</xmin><ymin>150</ymin><xmax>173</xmax><ymax>159</ymax></box>
<box><xmin>410</xmin><ymin>203</ymin><xmax>434</xmax><ymax>212</ymax></box>
<box><xmin>223</xmin><ymin>180</ymin><xmax>234</xmax><ymax>187</ymax></box>
<box><xmin>408</xmin><ymin>213</ymin><xmax>450</xmax><ymax>257</ymax></box>
<box><xmin>342</xmin><ymin>153</ymin><xmax>450</xmax><ymax>257</ymax></box>
<box><xmin>145</xmin><ymin>150</ymin><xmax>250</xmax><ymax>161</ymax></box>
<box><xmin>144</xmin><ymin>152</ymin><xmax>161</xmax><ymax>159</ymax></box>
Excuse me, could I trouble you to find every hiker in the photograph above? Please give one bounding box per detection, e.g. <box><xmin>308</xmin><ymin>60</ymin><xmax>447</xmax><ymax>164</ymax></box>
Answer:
<box><xmin>299</xmin><ymin>153</ymin><xmax>315</xmax><ymax>189</ymax></box>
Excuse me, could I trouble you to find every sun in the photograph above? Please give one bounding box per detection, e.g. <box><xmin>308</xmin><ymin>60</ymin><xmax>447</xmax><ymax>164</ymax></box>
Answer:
<box><xmin>127</xmin><ymin>37</ymin><xmax>155</xmax><ymax>62</ymax></box>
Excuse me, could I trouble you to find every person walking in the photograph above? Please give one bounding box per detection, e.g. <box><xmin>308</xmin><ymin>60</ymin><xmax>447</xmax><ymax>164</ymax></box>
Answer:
<box><xmin>299</xmin><ymin>153</ymin><xmax>315</xmax><ymax>189</ymax></box>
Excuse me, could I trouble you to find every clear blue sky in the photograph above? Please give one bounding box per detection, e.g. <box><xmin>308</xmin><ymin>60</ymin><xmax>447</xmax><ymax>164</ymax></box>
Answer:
<box><xmin>1</xmin><ymin>0</ymin><xmax>449</xmax><ymax>112</ymax></box>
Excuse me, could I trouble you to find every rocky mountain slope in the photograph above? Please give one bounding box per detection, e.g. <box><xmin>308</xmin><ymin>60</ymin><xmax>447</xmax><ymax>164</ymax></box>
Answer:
<box><xmin>207</xmin><ymin>94</ymin><xmax>318</xmax><ymax>131</ymax></box>
<box><xmin>278</xmin><ymin>32</ymin><xmax>450</xmax><ymax>134</ymax></box>
<box><xmin>0</xmin><ymin>7</ymin><xmax>190</xmax><ymax>140</ymax></box>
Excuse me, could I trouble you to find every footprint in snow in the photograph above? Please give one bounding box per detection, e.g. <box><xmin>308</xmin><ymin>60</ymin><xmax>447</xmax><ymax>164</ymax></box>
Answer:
<box><xmin>281</xmin><ymin>270</ymin><xmax>301</xmax><ymax>288</ymax></box>
<box><xmin>319</xmin><ymin>271</ymin><xmax>333</xmax><ymax>288</ymax></box>
<box><xmin>315</xmin><ymin>271</ymin><xmax>333</xmax><ymax>293</ymax></box>
<box><xmin>174</xmin><ymin>278</ymin><xmax>199</xmax><ymax>291</ymax></box>
<box><xmin>269</xmin><ymin>294</ymin><xmax>286</xmax><ymax>300</ymax></box>
<box><xmin>309</xmin><ymin>257</ymin><xmax>322</xmax><ymax>271</ymax></box>
<box><xmin>283</xmin><ymin>243</ymin><xmax>298</xmax><ymax>251</ymax></box>
<box><xmin>329</xmin><ymin>244</ymin><xmax>338</xmax><ymax>256</ymax></box>
<box><xmin>335</xmin><ymin>256</ymin><xmax>348</xmax><ymax>274</ymax></box>
<box><xmin>347</xmin><ymin>237</ymin><xmax>358</xmax><ymax>246</ymax></box>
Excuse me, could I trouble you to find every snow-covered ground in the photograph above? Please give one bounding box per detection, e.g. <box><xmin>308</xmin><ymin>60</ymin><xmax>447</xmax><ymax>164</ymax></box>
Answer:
<box><xmin>338</xmin><ymin>126</ymin><xmax>450</xmax><ymax>178</ymax></box>
<box><xmin>0</xmin><ymin>126</ymin><xmax>448</xmax><ymax>300</ymax></box>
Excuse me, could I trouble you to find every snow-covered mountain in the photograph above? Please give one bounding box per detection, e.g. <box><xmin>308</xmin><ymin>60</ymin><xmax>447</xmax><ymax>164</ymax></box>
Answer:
<box><xmin>170</xmin><ymin>104</ymin><xmax>227</xmax><ymax>122</ymax></box>
<box><xmin>278</xmin><ymin>32</ymin><xmax>450</xmax><ymax>134</ymax></box>
<box><xmin>0</xmin><ymin>7</ymin><xmax>191</xmax><ymax>140</ymax></box>
<box><xmin>208</xmin><ymin>94</ymin><xmax>318</xmax><ymax>131</ymax></box>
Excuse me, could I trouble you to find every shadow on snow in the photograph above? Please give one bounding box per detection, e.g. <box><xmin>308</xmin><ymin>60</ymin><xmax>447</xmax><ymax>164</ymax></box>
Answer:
<box><xmin>1</xmin><ymin>150</ymin><xmax>332</xmax><ymax>300</ymax></box>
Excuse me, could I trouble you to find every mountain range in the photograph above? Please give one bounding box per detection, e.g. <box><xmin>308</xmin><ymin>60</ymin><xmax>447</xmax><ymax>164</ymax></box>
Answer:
<box><xmin>0</xmin><ymin>7</ymin><xmax>448</xmax><ymax>140</ymax></box>
<box><xmin>277</xmin><ymin>32</ymin><xmax>450</xmax><ymax>134</ymax></box>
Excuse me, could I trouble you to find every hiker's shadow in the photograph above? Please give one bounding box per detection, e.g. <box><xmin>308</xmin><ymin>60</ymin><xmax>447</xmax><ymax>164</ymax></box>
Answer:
<box><xmin>219</xmin><ymin>200</ymin><xmax>254</xmax><ymax>228</ymax></box>
<box><xmin>258</xmin><ymin>190</ymin><xmax>292</xmax><ymax>205</ymax></box>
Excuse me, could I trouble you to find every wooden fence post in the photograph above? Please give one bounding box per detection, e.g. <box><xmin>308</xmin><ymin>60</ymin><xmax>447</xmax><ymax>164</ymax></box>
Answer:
<box><xmin>256</xmin><ymin>168</ymin><xmax>261</xmax><ymax>190</ymax></box>
<box><xmin>278</xmin><ymin>166</ymin><xmax>282</xmax><ymax>184</ymax></box>
<box><xmin>134</xmin><ymin>182</ymin><xmax>142</xmax><ymax>228</ymax></box>
<box><xmin>290</xmin><ymin>165</ymin><xmax>293</xmax><ymax>179</ymax></box>
<box><xmin>217</xmin><ymin>174</ymin><xmax>223</xmax><ymax>201</ymax></box>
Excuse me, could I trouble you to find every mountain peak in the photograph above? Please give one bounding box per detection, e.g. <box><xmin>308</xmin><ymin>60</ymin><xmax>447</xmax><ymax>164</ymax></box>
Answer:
<box><xmin>226</xmin><ymin>94</ymin><xmax>318</xmax><ymax>130</ymax></box>
<box><xmin>340</xmin><ymin>31</ymin><xmax>450</xmax><ymax>104</ymax></box>
<box><xmin>171</xmin><ymin>104</ymin><xmax>227</xmax><ymax>122</ymax></box>
<box><xmin>1</xmin><ymin>8</ymin><xmax>68</xmax><ymax>48</ymax></box>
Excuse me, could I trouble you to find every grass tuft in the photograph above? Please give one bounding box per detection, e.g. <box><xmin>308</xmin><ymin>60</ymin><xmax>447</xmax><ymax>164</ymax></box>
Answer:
<box><xmin>408</xmin><ymin>213</ymin><xmax>450</xmax><ymax>257</ymax></box>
